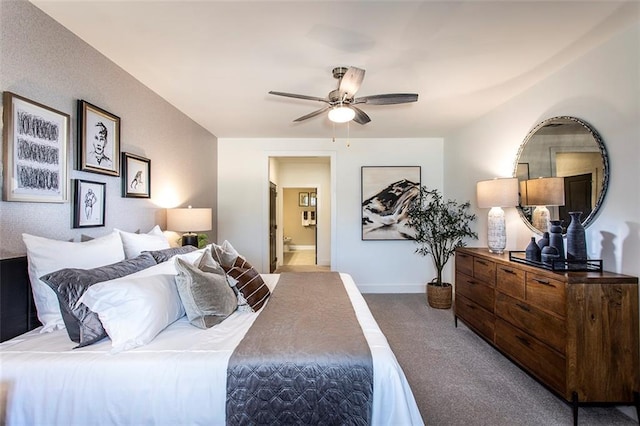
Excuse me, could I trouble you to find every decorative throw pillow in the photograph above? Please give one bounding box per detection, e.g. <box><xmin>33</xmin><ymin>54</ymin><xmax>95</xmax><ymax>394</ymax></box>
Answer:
<box><xmin>22</xmin><ymin>231</ymin><xmax>126</xmax><ymax>332</ymax></box>
<box><xmin>174</xmin><ymin>250</ymin><xmax>238</xmax><ymax>329</ymax></box>
<box><xmin>212</xmin><ymin>241</ymin><xmax>270</xmax><ymax>312</ymax></box>
<box><xmin>145</xmin><ymin>245</ymin><xmax>197</xmax><ymax>263</ymax></box>
<box><xmin>40</xmin><ymin>253</ymin><xmax>157</xmax><ymax>347</ymax></box>
<box><xmin>116</xmin><ymin>225</ymin><xmax>170</xmax><ymax>259</ymax></box>
<box><xmin>79</xmin><ymin>261</ymin><xmax>186</xmax><ymax>353</ymax></box>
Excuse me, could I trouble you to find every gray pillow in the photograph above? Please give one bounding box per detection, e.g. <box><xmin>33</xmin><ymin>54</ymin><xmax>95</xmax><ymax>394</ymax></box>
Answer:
<box><xmin>145</xmin><ymin>246</ymin><xmax>197</xmax><ymax>263</ymax></box>
<box><xmin>40</xmin><ymin>252</ymin><xmax>157</xmax><ymax>347</ymax></box>
<box><xmin>174</xmin><ymin>250</ymin><xmax>238</xmax><ymax>329</ymax></box>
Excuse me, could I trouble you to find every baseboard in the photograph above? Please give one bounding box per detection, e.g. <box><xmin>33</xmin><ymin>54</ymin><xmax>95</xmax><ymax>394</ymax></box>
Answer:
<box><xmin>358</xmin><ymin>283</ymin><xmax>426</xmax><ymax>294</ymax></box>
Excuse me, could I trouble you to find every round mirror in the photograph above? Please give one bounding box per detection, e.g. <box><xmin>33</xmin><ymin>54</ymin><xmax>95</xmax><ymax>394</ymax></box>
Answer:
<box><xmin>513</xmin><ymin>116</ymin><xmax>609</xmax><ymax>234</ymax></box>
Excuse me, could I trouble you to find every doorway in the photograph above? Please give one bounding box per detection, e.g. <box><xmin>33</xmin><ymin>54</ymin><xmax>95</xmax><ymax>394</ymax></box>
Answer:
<box><xmin>282</xmin><ymin>187</ymin><xmax>317</xmax><ymax>266</ymax></box>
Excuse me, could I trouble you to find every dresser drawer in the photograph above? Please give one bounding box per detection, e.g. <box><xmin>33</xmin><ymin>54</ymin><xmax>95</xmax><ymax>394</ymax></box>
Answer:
<box><xmin>456</xmin><ymin>295</ymin><xmax>494</xmax><ymax>342</ymax></box>
<box><xmin>456</xmin><ymin>272</ymin><xmax>494</xmax><ymax>313</ymax></box>
<box><xmin>456</xmin><ymin>252</ymin><xmax>474</xmax><ymax>277</ymax></box>
<box><xmin>495</xmin><ymin>292</ymin><xmax>566</xmax><ymax>354</ymax></box>
<box><xmin>496</xmin><ymin>264</ymin><xmax>525</xmax><ymax>299</ymax></box>
<box><xmin>495</xmin><ymin>319</ymin><xmax>566</xmax><ymax>396</ymax></box>
<box><xmin>526</xmin><ymin>273</ymin><xmax>566</xmax><ymax>317</ymax></box>
<box><xmin>473</xmin><ymin>257</ymin><xmax>496</xmax><ymax>286</ymax></box>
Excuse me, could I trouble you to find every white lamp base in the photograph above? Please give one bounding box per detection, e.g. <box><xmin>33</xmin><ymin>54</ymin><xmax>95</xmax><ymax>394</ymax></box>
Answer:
<box><xmin>532</xmin><ymin>205</ymin><xmax>550</xmax><ymax>233</ymax></box>
<box><xmin>487</xmin><ymin>207</ymin><xmax>507</xmax><ymax>254</ymax></box>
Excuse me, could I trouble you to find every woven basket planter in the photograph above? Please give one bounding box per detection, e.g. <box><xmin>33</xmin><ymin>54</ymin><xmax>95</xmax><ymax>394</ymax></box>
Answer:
<box><xmin>426</xmin><ymin>283</ymin><xmax>452</xmax><ymax>309</ymax></box>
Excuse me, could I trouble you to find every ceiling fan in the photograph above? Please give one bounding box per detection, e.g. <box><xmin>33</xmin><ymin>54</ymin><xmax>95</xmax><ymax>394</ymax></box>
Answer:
<box><xmin>268</xmin><ymin>66</ymin><xmax>418</xmax><ymax>125</ymax></box>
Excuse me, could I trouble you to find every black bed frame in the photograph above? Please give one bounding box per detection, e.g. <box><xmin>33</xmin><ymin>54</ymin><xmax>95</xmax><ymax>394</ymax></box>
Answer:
<box><xmin>0</xmin><ymin>256</ymin><xmax>40</xmax><ymax>342</ymax></box>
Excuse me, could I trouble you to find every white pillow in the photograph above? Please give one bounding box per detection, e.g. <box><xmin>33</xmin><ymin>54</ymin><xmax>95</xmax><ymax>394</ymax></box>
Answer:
<box><xmin>79</xmin><ymin>261</ymin><xmax>185</xmax><ymax>353</ymax></box>
<box><xmin>116</xmin><ymin>225</ymin><xmax>170</xmax><ymax>259</ymax></box>
<box><xmin>22</xmin><ymin>231</ymin><xmax>126</xmax><ymax>332</ymax></box>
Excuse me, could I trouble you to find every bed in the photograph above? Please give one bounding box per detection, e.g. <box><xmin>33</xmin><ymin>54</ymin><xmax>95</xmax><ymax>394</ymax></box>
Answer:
<box><xmin>0</xmin><ymin>231</ymin><xmax>423</xmax><ymax>425</ymax></box>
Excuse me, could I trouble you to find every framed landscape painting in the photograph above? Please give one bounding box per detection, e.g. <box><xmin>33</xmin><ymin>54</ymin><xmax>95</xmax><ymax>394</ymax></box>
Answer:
<box><xmin>2</xmin><ymin>92</ymin><xmax>69</xmax><ymax>203</ymax></box>
<box><xmin>361</xmin><ymin>166</ymin><xmax>421</xmax><ymax>240</ymax></box>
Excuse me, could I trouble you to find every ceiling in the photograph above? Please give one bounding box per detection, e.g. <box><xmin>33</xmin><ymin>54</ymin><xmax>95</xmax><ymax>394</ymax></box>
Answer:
<box><xmin>31</xmin><ymin>1</ymin><xmax>639</xmax><ymax>139</ymax></box>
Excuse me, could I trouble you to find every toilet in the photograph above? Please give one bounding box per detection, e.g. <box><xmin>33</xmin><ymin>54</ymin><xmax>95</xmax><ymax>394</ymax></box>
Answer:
<box><xmin>283</xmin><ymin>236</ymin><xmax>292</xmax><ymax>252</ymax></box>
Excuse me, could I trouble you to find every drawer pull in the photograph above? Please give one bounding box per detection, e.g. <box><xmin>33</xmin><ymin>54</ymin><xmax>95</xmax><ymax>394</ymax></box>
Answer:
<box><xmin>533</xmin><ymin>278</ymin><xmax>554</xmax><ymax>287</ymax></box>
<box><xmin>458</xmin><ymin>254</ymin><xmax>469</xmax><ymax>258</ymax></box>
<box><xmin>502</xmin><ymin>268</ymin><xmax>516</xmax><ymax>275</ymax></box>
<box><xmin>516</xmin><ymin>335</ymin><xmax>531</xmax><ymax>347</ymax></box>
<box><xmin>468</xmin><ymin>280</ymin><xmax>477</xmax><ymax>285</ymax></box>
<box><xmin>477</xmin><ymin>260</ymin><xmax>488</xmax><ymax>266</ymax></box>
<box><xmin>516</xmin><ymin>303</ymin><xmax>531</xmax><ymax>312</ymax></box>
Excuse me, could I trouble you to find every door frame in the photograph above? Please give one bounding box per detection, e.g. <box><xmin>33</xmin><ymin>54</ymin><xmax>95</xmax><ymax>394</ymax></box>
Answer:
<box><xmin>262</xmin><ymin>151</ymin><xmax>336</xmax><ymax>273</ymax></box>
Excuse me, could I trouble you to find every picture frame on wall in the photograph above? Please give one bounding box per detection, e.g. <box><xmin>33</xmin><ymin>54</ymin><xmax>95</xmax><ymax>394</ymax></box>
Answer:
<box><xmin>298</xmin><ymin>192</ymin><xmax>309</xmax><ymax>207</ymax></box>
<box><xmin>2</xmin><ymin>92</ymin><xmax>69</xmax><ymax>203</ymax></box>
<box><xmin>122</xmin><ymin>152</ymin><xmax>151</xmax><ymax>198</ymax></box>
<box><xmin>78</xmin><ymin>100</ymin><xmax>120</xmax><ymax>176</ymax></box>
<box><xmin>73</xmin><ymin>179</ymin><xmax>105</xmax><ymax>228</ymax></box>
<box><xmin>310</xmin><ymin>192</ymin><xmax>317</xmax><ymax>207</ymax></box>
<box><xmin>361</xmin><ymin>166</ymin><xmax>421</xmax><ymax>241</ymax></box>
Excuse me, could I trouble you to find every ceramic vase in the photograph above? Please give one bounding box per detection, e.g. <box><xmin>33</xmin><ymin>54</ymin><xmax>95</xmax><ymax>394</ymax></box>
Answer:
<box><xmin>537</xmin><ymin>232</ymin><xmax>550</xmax><ymax>250</ymax></box>
<box><xmin>548</xmin><ymin>220</ymin><xmax>565</xmax><ymax>261</ymax></box>
<box><xmin>541</xmin><ymin>245</ymin><xmax>559</xmax><ymax>265</ymax></box>
<box><xmin>566</xmin><ymin>211</ymin><xmax>587</xmax><ymax>261</ymax></box>
<box><xmin>526</xmin><ymin>237</ymin><xmax>541</xmax><ymax>262</ymax></box>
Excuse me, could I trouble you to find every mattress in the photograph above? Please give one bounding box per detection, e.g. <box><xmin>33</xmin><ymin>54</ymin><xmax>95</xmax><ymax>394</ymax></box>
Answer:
<box><xmin>0</xmin><ymin>273</ymin><xmax>423</xmax><ymax>425</ymax></box>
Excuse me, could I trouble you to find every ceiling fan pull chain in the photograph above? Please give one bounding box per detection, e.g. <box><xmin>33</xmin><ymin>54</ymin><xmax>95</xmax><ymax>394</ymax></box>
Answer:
<box><xmin>346</xmin><ymin>121</ymin><xmax>350</xmax><ymax>148</ymax></box>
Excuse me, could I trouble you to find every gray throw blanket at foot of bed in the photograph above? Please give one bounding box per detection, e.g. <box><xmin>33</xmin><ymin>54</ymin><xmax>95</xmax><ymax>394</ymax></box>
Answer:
<box><xmin>226</xmin><ymin>272</ymin><xmax>373</xmax><ymax>425</ymax></box>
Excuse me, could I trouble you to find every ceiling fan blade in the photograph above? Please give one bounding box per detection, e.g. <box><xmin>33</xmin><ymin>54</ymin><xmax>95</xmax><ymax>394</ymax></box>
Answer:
<box><xmin>351</xmin><ymin>106</ymin><xmax>371</xmax><ymax>125</ymax></box>
<box><xmin>269</xmin><ymin>91</ymin><xmax>330</xmax><ymax>104</ymax></box>
<box><xmin>338</xmin><ymin>67</ymin><xmax>365</xmax><ymax>98</ymax></box>
<box><xmin>353</xmin><ymin>93</ymin><xmax>418</xmax><ymax>105</ymax></box>
<box><xmin>293</xmin><ymin>106</ymin><xmax>332</xmax><ymax>122</ymax></box>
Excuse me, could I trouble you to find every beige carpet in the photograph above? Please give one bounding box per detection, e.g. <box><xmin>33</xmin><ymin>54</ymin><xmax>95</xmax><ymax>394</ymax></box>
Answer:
<box><xmin>363</xmin><ymin>293</ymin><xmax>638</xmax><ymax>426</ymax></box>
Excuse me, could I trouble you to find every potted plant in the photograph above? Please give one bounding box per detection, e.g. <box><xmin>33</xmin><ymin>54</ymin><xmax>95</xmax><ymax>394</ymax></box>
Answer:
<box><xmin>407</xmin><ymin>186</ymin><xmax>478</xmax><ymax>309</ymax></box>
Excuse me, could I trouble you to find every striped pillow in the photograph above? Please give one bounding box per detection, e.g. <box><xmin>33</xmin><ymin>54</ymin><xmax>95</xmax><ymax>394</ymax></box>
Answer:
<box><xmin>225</xmin><ymin>256</ymin><xmax>270</xmax><ymax>312</ymax></box>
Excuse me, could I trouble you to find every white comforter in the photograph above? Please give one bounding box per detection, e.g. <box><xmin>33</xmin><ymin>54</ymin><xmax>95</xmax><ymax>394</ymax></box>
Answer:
<box><xmin>0</xmin><ymin>273</ymin><xmax>423</xmax><ymax>425</ymax></box>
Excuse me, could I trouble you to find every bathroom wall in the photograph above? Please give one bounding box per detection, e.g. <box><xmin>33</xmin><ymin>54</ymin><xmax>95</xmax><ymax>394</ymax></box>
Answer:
<box><xmin>283</xmin><ymin>187</ymin><xmax>316</xmax><ymax>249</ymax></box>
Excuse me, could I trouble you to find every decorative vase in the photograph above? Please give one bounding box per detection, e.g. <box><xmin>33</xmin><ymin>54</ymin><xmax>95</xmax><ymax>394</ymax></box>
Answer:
<box><xmin>541</xmin><ymin>245</ymin><xmax>559</xmax><ymax>265</ymax></box>
<box><xmin>426</xmin><ymin>283</ymin><xmax>452</xmax><ymax>309</ymax></box>
<box><xmin>548</xmin><ymin>220</ymin><xmax>565</xmax><ymax>261</ymax></box>
<box><xmin>525</xmin><ymin>237</ymin><xmax>541</xmax><ymax>262</ymax></box>
<box><xmin>537</xmin><ymin>232</ymin><xmax>550</xmax><ymax>250</ymax></box>
<box><xmin>566</xmin><ymin>211</ymin><xmax>587</xmax><ymax>261</ymax></box>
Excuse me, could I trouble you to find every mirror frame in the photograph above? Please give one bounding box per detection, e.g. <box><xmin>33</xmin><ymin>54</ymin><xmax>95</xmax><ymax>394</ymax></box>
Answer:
<box><xmin>513</xmin><ymin>116</ymin><xmax>609</xmax><ymax>234</ymax></box>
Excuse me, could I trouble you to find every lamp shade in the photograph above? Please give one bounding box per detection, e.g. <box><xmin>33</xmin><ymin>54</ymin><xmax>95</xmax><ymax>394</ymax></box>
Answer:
<box><xmin>476</xmin><ymin>178</ymin><xmax>519</xmax><ymax>208</ymax></box>
<box><xmin>167</xmin><ymin>207</ymin><xmax>212</xmax><ymax>233</ymax></box>
<box><xmin>521</xmin><ymin>177</ymin><xmax>565</xmax><ymax>206</ymax></box>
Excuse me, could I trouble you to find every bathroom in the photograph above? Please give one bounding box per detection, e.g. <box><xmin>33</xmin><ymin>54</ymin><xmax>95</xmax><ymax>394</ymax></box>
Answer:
<box><xmin>282</xmin><ymin>187</ymin><xmax>317</xmax><ymax>266</ymax></box>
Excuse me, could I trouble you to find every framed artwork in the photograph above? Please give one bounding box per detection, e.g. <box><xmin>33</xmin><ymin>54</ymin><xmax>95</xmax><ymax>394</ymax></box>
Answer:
<box><xmin>298</xmin><ymin>192</ymin><xmax>309</xmax><ymax>207</ymax></box>
<box><xmin>2</xmin><ymin>92</ymin><xmax>69</xmax><ymax>203</ymax></box>
<box><xmin>122</xmin><ymin>152</ymin><xmax>151</xmax><ymax>198</ymax></box>
<box><xmin>310</xmin><ymin>192</ymin><xmax>317</xmax><ymax>207</ymax></box>
<box><xmin>73</xmin><ymin>179</ymin><xmax>105</xmax><ymax>228</ymax></box>
<box><xmin>78</xmin><ymin>100</ymin><xmax>120</xmax><ymax>176</ymax></box>
<box><xmin>361</xmin><ymin>166</ymin><xmax>421</xmax><ymax>241</ymax></box>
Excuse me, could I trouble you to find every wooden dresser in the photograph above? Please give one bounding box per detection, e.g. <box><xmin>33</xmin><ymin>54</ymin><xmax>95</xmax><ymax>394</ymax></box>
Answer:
<box><xmin>454</xmin><ymin>247</ymin><xmax>639</xmax><ymax>423</ymax></box>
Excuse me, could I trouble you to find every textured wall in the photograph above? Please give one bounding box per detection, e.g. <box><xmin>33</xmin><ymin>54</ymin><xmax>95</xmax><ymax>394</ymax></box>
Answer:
<box><xmin>0</xmin><ymin>0</ymin><xmax>217</xmax><ymax>258</ymax></box>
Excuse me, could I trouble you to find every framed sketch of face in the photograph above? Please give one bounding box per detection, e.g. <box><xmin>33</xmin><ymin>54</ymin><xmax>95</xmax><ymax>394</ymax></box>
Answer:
<box><xmin>77</xmin><ymin>100</ymin><xmax>120</xmax><ymax>176</ymax></box>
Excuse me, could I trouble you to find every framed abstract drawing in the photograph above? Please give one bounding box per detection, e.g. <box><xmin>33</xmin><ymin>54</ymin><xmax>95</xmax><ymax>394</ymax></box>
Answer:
<box><xmin>2</xmin><ymin>92</ymin><xmax>69</xmax><ymax>203</ymax></box>
<box><xmin>298</xmin><ymin>192</ymin><xmax>309</xmax><ymax>207</ymax></box>
<box><xmin>122</xmin><ymin>152</ymin><xmax>151</xmax><ymax>198</ymax></box>
<box><xmin>77</xmin><ymin>100</ymin><xmax>120</xmax><ymax>176</ymax></box>
<box><xmin>73</xmin><ymin>179</ymin><xmax>106</xmax><ymax>228</ymax></box>
<box><xmin>361</xmin><ymin>166</ymin><xmax>421</xmax><ymax>241</ymax></box>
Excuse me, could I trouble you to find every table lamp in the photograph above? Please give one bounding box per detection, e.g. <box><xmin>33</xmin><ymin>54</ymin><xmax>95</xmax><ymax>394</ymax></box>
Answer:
<box><xmin>477</xmin><ymin>178</ymin><xmax>519</xmax><ymax>254</ymax></box>
<box><xmin>166</xmin><ymin>206</ymin><xmax>212</xmax><ymax>247</ymax></box>
<box><xmin>521</xmin><ymin>177</ymin><xmax>565</xmax><ymax>233</ymax></box>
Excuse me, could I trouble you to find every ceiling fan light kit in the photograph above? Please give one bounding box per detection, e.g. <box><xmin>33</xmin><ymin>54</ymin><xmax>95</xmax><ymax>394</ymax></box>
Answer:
<box><xmin>328</xmin><ymin>105</ymin><xmax>355</xmax><ymax>123</ymax></box>
<box><xmin>269</xmin><ymin>66</ymin><xmax>418</xmax><ymax>125</ymax></box>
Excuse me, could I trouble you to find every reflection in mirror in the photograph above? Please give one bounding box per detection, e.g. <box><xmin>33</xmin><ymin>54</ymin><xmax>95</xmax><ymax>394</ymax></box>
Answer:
<box><xmin>513</xmin><ymin>116</ymin><xmax>608</xmax><ymax>234</ymax></box>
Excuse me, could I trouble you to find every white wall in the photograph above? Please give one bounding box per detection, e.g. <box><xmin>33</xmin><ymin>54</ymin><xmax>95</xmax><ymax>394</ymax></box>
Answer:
<box><xmin>218</xmin><ymin>137</ymin><xmax>444</xmax><ymax>292</ymax></box>
<box><xmin>0</xmin><ymin>1</ymin><xmax>217</xmax><ymax>258</ymax></box>
<box><xmin>445</xmin><ymin>22</ymin><xmax>639</xmax><ymax>279</ymax></box>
